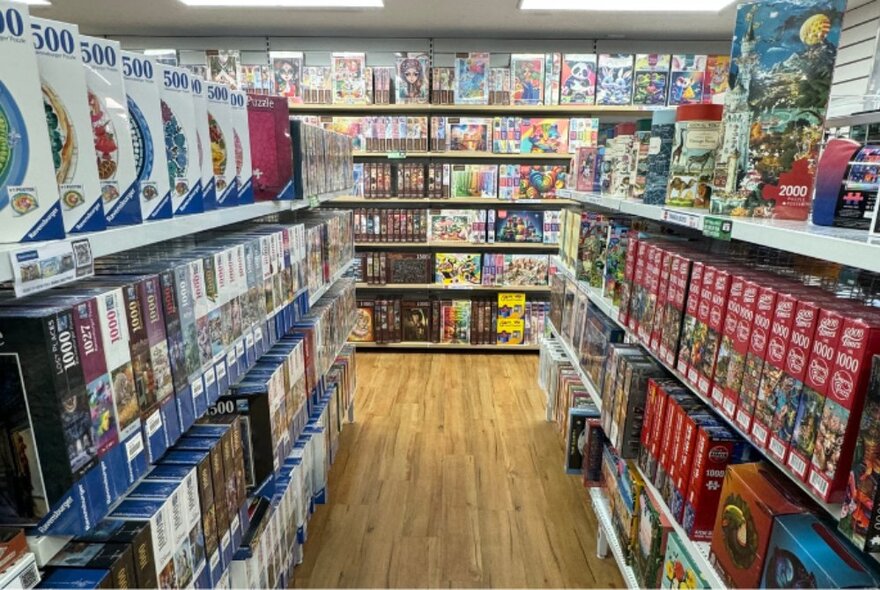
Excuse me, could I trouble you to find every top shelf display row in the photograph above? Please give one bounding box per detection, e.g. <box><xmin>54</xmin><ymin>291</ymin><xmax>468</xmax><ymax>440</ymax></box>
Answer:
<box><xmin>166</xmin><ymin>49</ymin><xmax>728</xmax><ymax>111</ymax></box>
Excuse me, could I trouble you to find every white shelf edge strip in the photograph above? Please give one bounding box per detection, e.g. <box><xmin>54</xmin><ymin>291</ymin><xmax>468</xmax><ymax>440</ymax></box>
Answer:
<box><xmin>588</xmin><ymin>488</ymin><xmax>641</xmax><ymax>589</ymax></box>
<box><xmin>557</xmin><ymin>188</ymin><xmax>880</xmax><ymax>274</ymax></box>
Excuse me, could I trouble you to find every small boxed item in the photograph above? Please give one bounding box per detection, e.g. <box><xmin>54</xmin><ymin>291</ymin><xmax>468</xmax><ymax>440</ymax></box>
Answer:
<box><xmin>229</xmin><ymin>90</ymin><xmax>253</xmax><ymax>205</ymax></box>
<box><xmin>120</xmin><ymin>50</ymin><xmax>173</xmax><ymax>221</ymax></box>
<box><xmin>709</xmin><ymin>463</ymin><xmax>805</xmax><ymax>589</ymax></box>
<box><xmin>80</xmin><ymin>35</ymin><xmax>140</xmax><ymax>226</ymax></box>
<box><xmin>46</xmin><ymin>542</ymin><xmax>137</xmax><ymax>589</ymax></box>
<box><xmin>0</xmin><ymin>1</ymin><xmax>65</xmax><ymax>243</ymax></box>
<box><xmin>32</xmin><ymin>16</ymin><xmax>106</xmax><ymax>234</ymax></box>
<box><xmin>158</xmin><ymin>64</ymin><xmax>204</xmax><ymax>215</ymax></box>
<box><xmin>189</xmin><ymin>76</ymin><xmax>216</xmax><ymax>210</ymax></box>
<box><xmin>631</xmin><ymin>486</ymin><xmax>672</xmax><ymax>588</ymax></box>
<box><xmin>246</xmin><ymin>94</ymin><xmax>293</xmax><ymax>201</ymax></box>
<box><xmin>205</xmin><ymin>82</ymin><xmax>238</xmax><ymax>207</ymax></box>
<box><xmin>660</xmin><ymin>533</ymin><xmax>709</xmax><ymax>589</ymax></box>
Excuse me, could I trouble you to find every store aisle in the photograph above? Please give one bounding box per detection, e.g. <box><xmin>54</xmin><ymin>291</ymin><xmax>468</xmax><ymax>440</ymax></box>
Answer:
<box><xmin>294</xmin><ymin>352</ymin><xmax>624</xmax><ymax>588</ymax></box>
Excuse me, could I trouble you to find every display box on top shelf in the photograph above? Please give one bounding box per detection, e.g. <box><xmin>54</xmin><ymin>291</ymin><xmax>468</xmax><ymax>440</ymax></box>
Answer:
<box><xmin>159</xmin><ymin>64</ymin><xmax>204</xmax><ymax>215</ymax></box>
<box><xmin>32</xmin><ymin>16</ymin><xmax>107</xmax><ymax>235</ymax></box>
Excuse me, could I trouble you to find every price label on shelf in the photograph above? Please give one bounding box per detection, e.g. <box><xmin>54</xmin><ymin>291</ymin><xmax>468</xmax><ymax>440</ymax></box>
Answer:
<box><xmin>386</xmin><ymin>151</ymin><xmax>407</xmax><ymax>160</ymax></box>
<box><xmin>8</xmin><ymin>238</ymin><xmax>94</xmax><ymax>297</ymax></box>
<box><xmin>661</xmin><ymin>208</ymin><xmax>704</xmax><ymax>231</ymax></box>
<box><xmin>702</xmin><ymin>216</ymin><xmax>733</xmax><ymax>241</ymax></box>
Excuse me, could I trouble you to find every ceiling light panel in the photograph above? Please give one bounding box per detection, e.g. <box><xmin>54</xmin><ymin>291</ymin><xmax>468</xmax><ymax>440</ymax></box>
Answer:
<box><xmin>178</xmin><ymin>0</ymin><xmax>383</xmax><ymax>7</ymax></box>
<box><xmin>519</xmin><ymin>0</ymin><xmax>735</xmax><ymax>11</ymax></box>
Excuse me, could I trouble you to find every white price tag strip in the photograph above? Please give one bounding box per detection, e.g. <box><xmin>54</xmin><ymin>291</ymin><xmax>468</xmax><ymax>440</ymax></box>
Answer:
<box><xmin>661</xmin><ymin>208</ymin><xmax>704</xmax><ymax>231</ymax></box>
<box><xmin>9</xmin><ymin>238</ymin><xmax>94</xmax><ymax>297</ymax></box>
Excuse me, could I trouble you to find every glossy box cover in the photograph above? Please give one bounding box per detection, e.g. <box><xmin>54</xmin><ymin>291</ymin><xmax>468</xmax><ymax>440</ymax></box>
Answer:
<box><xmin>246</xmin><ymin>94</ymin><xmax>293</xmax><ymax>202</ymax></box>
<box><xmin>32</xmin><ymin>16</ymin><xmax>106</xmax><ymax>234</ymax></box>
<box><xmin>158</xmin><ymin>64</ymin><xmax>203</xmax><ymax>215</ymax></box>
<box><xmin>121</xmin><ymin>51</ymin><xmax>173</xmax><ymax>221</ymax></box>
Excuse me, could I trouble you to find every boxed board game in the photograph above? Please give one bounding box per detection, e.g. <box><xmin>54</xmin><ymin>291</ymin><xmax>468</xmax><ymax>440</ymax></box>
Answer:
<box><xmin>428</xmin><ymin>209</ymin><xmax>487</xmax><ymax>243</ymax></box>
<box><xmin>807</xmin><ymin>311</ymin><xmax>880</xmax><ymax>502</ymax></box>
<box><xmin>189</xmin><ymin>75</ymin><xmax>216</xmax><ymax>211</ymax></box>
<box><xmin>632</xmin><ymin>54</ymin><xmax>671</xmax><ymax>106</ymax></box>
<box><xmin>596</xmin><ymin>54</ymin><xmax>634</xmax><ymax>106</ymax></box>
<box><xmin>0</xmin><ymin>1</ymin><xmax>65</xmax><ymax>243</ymax></box>
<box><xmin>454</xmin><ymin>52</ymin><xmax>489</xmax><ymax>105</ymax></box>
<box><xmin>246</xmin><ymin>93</ymin><xmax>294</xmax><ymax>201</ymax></box>
<box><xmin>481</xmin><ymin>254</ymin><xmax>549</xmax><ymax>287</ymax></box>
<box><xmin>395</xmin><ymin>52</ymin><xmax>430</xmax><ymax>104</ymax></box>
<box><xmin>709</xmin><ymin>0</ymin><xmax>847</xmax><ymax>220</ymax></box>
<box><xmin>206</xmin><ymin>49</ymin><xmax>239</xmax><ymax>89</ymax></box>
<box><xmin>488</xmin><ymin>209</ymin><xmax>543</xmax><ymax>244</ymax></box>
<box><xmin>510</xmin><ymin>54</ymin><xmax>544</xmax><ymax>106</ymax></box>
<box><xmin>158</xmin><ymin>64</ymin><xmax>204</xmax><ymax>214</ymax></box>
<box><xmin>666</xmin><ymin>104</ymin><xmax>723</xmax><ymax>208</ymax></box>
<box><xmin>269</xmin><ymin>51</ymin><xmax>303</xmax><ymax>104</ymax></box>
<box><xmin>230</xmin><ymin>90</ymin><xmax>253</xmax><ymax>205</ymax></box>
<box><xmin>350</xmin><ymin>301</ymin><xmax>374</xmax><ymax>343</ymax></box>
<box><xmin>711</xmin><ymin>277</ymin><xmax>758</xmax><ymax>418</ymax></box>
<box><xmin>439</xmin><ymin>299</ymin><xmax>471</xmax><ymax>344</ymax></box>
<box><xmin>488</xmin><ymin>67</ymin><xmax>511</xmax><ymax>105</ymax></box>
<box><xmin>121</xmin><ymin>50</ymin><xmax>173</xmax><ymax>221</ymax></box>
<box><xmin>660</xmin><ymin>533</ymin><xmax>710</xmax><ymax>589</ymax></box>
<box><xmin>839</xmin><ymin>355</ymin><xmax>880</xmax><ymax>553</ymax></box>
<box><xmin>518</xmin><ymin>165</ymin><xmax>567</xmax><ymax>199</ymax></box>
<box><xmin>401</xmin><ymin>300</ymin><xmax>431</xmax><ymax>342</ymax></box>
<box><xmin>330</xmin><ymin>52</ymin><xmax>366</xmax><ymax>105</ymax></box>
<box><xmin>435</xmin><ymin>253</ymin><xmax>481</xmax><ymax>286</ymax></box>
<box><xmin>643</xmin><ymin>109</ymin><xmax>677</xmax><ymax>205</ymax></box>
<box><xmin>763</xmin><ymin>513</ymin><xmax>880</xmax><ymax>588</ymax></box>
<box><xmin>520</xmin><ymin>118</ymin><xmax>569</xmax><ymax>154</ymax></box>
<box><xmin>74</xmin><ymin>520</ymin><xmax>158</xmax><ymax>588</ymax></box>
<box><xmin>564</xmin><ymin>406</ymin><xmax>600</xmax><ymax>474</ymax></box>
<box><xmin>205</xmin><ymin>82</ymin><xmax>237</xmax><ymax>208</ymax></box>
<box><xmin>560</xmin><ymin>54</ymin><xmax>597</xmax><ymax>104</ymax></box>
<box><xmin>450</xmin><ymin>164</ymin><xmax>496</xmax><ymax>197</ymax></box>
<box><xmin>79</xmin><ymin>35</ymin><xmax>141</xmax><ymax>226</ymax></box>
<box><xmin>632</xmin><ymin>485</ymin><xmax>673</xmax><ymax>589</ymax></box>
<box><xmin>45</xmin><ymin>541</ymin><xmax>138</xmax><ymax>589</ymax></box>
<box><xmin>668</xmin><ymin>54</ymin><xmax>706</xmax><ymax>106</ymax></box>
<box><xmin>573</xmin><ymin>148</ymin><xmax>600</xmax><ymax>192</ymax></box>
<box><xmin>568</xmin><ymin>117</ymin><xmax>599</xmax><ymax>153</ymax></box>
<box><xmin>446</xmin><ymin>118</ymin><xmax>491</xmax><ymax>152</ymax></box>
<box><xmin>703</xmin><ymin>55</ymin><xmax>730</xmax><ymax>102</ymax></box>
<box><xmin>32</xmin><ymin>17</ymin><xmax>106</xmax><ymax>234</ymax></box>
<box><xmin>709</xmin><ymin>462</ymin><xmax>806</xmax><ymax>589</ymax></box>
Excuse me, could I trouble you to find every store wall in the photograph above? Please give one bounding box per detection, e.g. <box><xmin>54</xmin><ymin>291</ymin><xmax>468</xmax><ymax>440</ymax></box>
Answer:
<box><xmin>829</xmin><ymin>0</ymin><xmax>880</xmax><ymax>116</ymax></box>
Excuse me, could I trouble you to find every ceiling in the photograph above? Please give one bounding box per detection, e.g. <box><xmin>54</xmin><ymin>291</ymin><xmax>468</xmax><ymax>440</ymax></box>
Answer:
<box><xmin>31</xmin><ymin>0</ymin><xmax>740</xmax><ymax>41</ymax></box>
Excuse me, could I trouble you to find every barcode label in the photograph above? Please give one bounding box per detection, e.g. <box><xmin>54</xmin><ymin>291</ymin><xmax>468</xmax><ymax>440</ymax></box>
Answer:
<box><xmin>711</xmin><ymin>387</ymin><xmax>724</xmax><ymax>406</ymax></box>
<box><xmin>751</xmin><ymin>422</ymin><xmax>768</xmax><ymax>444</ymax></box>
<box><xmin>677</xmin><ymin>359</ymin><xmax>688</xmax><ymax>374</ymax></box>
<box><xmin>809</xmin><ymin>470</ymin><xmax>829</xmax><ymax>497</ymax></box>
<box><xmin>210</xmin><ymin>551</ymin><xmax>221</xmax><ymax>570</ymax></box>
<box><xmin>221</xmin><ymin>531</ymin><xmax>231</xmax><ymax>552</ymax></box>
<box><xmin>736</xmin><ymin>411</ymin><xmax>751</xmax><ymax>432</ymax></box>
<box><xmin>231</xmin><ymin>514</ymin><xmax>241</xmax><ymax>535</ymax></box>
<box><xmin>192</xmin><ymin>379</ymin><xmax>205</xmax><ymax>401</ymax></box>
<box><xmin>204</xmin><ymin>369</ymin><xmax>216</xmax><ymax>387</ymax></box>
<box><xmin>768</xmin><ymin>437</ymin><xmax>786</xmax><ymax>460</ymax></box>
<box><xmin>146</xmin><ymin>411</ymin><xmax>163</xmax><ymax>436</ymax></box>
<box><xmin>226</xmin><ymin>350</ymin><xmax>236</xmax><ymax>366</ymax></box>
<box><xmin>722</xmin><ymin>397</ymin><xmax>736</xmax><ymax>417</ymax></box>
<box><xmin>126</xmin><ymin>435</ymin><xmax>145</xmax><ymax>462</ymax></box>
<box><xmin>235</xmin><ymin>341</ymin><xmax>245</xmax><ymax>357</ymax></box>
<box><xmin>698</xmin><ymin>377</ymin><xmax>709</xmax><ymax>395</ymax></box>
<box><xmin>155</xmin><ymin>509</ymin><xmax>169</xmax><ymax>552</ymax></box>
<box><xmin>687</xmin><ymin>367</ymin><xmax>699</xmax><ymax>385</ymax></box>
<box><xmin>18</xmin><ymin>560</ymin><xmax>39</xmax><ymax>589</ymax></box>
<box><xmin>788</xmin><ymin>453</ymin><xmax>807</xmax><ymax>477</ymax></box>
<box><xmin>216</xmin><ymin>362</ymin><xmax>227</xmax><ymax>380</ymax></box>
<box><xmin>245</xmin><ymin>333</ymin><xmax>254</xmax><ymax>348</ymax></box>
<box><xmin>254</xmin><ymin>326</ymin><xmax>263</xmax><ymax>342</ymax></box>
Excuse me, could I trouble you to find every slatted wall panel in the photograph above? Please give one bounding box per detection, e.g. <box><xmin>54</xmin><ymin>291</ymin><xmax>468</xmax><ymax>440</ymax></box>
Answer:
<box><xmin>828</xmin><ymin>0</ymin><xmax>880</xmax><ymax>117</ymax></box>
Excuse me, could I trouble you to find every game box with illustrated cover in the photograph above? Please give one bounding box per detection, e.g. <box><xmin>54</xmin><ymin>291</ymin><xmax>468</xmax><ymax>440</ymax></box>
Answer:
<box><xmin>488</xmin><ymin>209</ymin><xmax>544</xmax><ymax>243</ymax></box>
<box><xmin>596</xmin><ymin>54</ymin><xmax>634</xmax><ymax>106</ymax></box>
<box><xmin>520</xmin><ymin>118</ymin><xmax>569</xmax><ymax>154</ymax></box>
<box><xmin>560</xmin><ymin>54</ymin><xmax>597</xmax><ymax>105</ymax></box>
<box><xmin>428</xmin><ymin>209</ymin><xmax>487</xmax><ymax>243</ymax></box>
<box><xmin>435</xmin><ymin>253</ymin><xmax>482</xmax><ymax>286</ymax></box>
<box><xmin>454</xmin><ymin>52</ymin><xmax>489</xmax><ymax>105</ymax></box>
<box><xmin>510</xmin><ymin>54</ymin><xmax>545</xmax><ymax>105</ymax></box>
<box><xmin>669</xmin><ymin>54</ymin><xmax>706</xmax><ymax>106</ymax></box>
<box><xmin>159</xmin><ymin>64</ymin><xmax>204</xmax><ymax>215</ymax></box>
<box><xmin>633</xmin><ymin>54</ymin><xmax>671</xmax><ymax>106</ymax></box>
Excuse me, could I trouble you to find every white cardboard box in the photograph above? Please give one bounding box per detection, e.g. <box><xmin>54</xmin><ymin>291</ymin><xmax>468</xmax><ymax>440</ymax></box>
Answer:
<box><xmin>80</xmin><ymin>35</ymin><xmax>141</xmax><ymax>226</ymax></box>
<box><xmin>158</xmin><ymin>64</ymin><xmax>203</xmax><ymax>215</ymax></box>
<box><xmin>0</xmin><ymin>2</ymin><xmax>65</xmax><ymax>243</ymax></box>
<box><xmin>205</xmin><ymin>82</ymin><xmax>238</xmax><ymax>207</ymax></box>
<box><xmin>121</xmin><ymin>50</ymin><xmax>173</xmax><ymax>221</ymax></box>
<box><xmin>190</xmin><ymin>76</ymin><xmax>216</xmax><ymax>210</ymax></box>
<box><xmin>230</xmin><ymin>90</ymin><xmax>253</xmax><ymax>205</ymax></box>
<box><xmin>31</xmin><ymin>16</ymin><xmax>106</xmax><ymax>234</ymax></box>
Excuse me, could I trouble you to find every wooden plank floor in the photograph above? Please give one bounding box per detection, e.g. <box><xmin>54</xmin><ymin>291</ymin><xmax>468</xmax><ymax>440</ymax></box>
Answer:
<box><xmin>293</xmin><ymin>352</ymin><xmax>624</xmax><ymax>588</ymax></box>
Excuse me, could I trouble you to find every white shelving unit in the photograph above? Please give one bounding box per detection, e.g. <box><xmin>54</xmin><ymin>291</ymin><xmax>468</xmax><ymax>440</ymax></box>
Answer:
<box><xmin>551</xmin><ymin>257</ymin><xmax>845</xmax><ymax>520</ymax></box>
<box><xmin>309</xmin><ymin>260</ymin><xmax>356</xmax><ymax>307</ymax></box>
<box><xmin>588</xmin><ymin>488</ymin><xmax>640</xmax><ymax>589</ymax></box>
<box><xmin>556</xmin><ymin>188</ymin><xmax>880</xmax><ymax>274</ymax></box>
<box><xmin>546</xmin><ymin>321</ymin><xmax>603</xmax><ymax>410</ymax></box>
